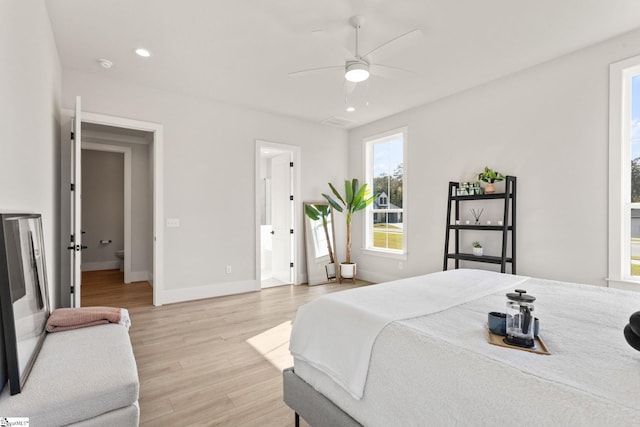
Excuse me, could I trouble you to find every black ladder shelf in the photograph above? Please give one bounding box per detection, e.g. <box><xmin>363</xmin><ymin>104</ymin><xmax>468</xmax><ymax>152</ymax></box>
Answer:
<box><xmin>443</xmin><ymin>176</ymin><xmax>517</xmax><ymax>274</ymax></box>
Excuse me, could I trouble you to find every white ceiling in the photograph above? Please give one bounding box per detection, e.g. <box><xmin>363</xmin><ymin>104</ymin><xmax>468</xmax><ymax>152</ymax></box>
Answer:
<box><xmin>46</xmin><ymin>0</ymin><xmax>640</xmax><ymax>129</ymax></box>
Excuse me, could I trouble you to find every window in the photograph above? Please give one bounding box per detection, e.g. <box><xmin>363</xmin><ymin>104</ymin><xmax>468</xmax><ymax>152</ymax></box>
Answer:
<box><xmin>609</xmin><ymin>56</ymin><xmax>640</xmax><ymax>286</ymax></box>
<box><xmin>365</xmin><ymin>128</ymin><xmax>407</xmax><ymax>255</ymax></box>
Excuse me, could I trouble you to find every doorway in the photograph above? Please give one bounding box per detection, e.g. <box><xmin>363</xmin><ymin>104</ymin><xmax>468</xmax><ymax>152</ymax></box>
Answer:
<box><xmin>80</xmin><ymin>126</ymin><xmax>152</xmax><ymax>288</ymax></box>
<box><xmin>256</xmin><ymin>141</ymin><xmax>300</xmax><ymax>288</ymax></box>
<box><xmin>63</xmin><ymin>104</ymin><xmax>164</xmax><ymax>307</ymax></box>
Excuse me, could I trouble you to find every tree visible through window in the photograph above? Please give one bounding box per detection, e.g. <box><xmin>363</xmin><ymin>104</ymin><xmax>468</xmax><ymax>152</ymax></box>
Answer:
<box><xmin>365</xmin><ymin>129</ymin><xmax>406</xmax><ymax>253</ymax></box>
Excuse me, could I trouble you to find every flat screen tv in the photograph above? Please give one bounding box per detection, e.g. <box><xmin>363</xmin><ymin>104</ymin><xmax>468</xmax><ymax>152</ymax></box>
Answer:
<box><xmin>0</xmin><ymin>213</ymin><xmax>50</xmax><ymax>395</ymax></box>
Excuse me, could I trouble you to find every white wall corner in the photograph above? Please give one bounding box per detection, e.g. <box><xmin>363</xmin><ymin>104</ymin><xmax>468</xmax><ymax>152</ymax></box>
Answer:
<box><xmin>129</xmin><ymin>270</ymin><xmax>151</xmax><ymax>283</ymax></box>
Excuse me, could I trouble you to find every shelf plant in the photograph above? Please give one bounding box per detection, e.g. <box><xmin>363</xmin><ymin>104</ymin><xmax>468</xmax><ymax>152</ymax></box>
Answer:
<box><xmin>472</xmin><ymin>241</ymin><xmax>483</xmax><ymax>256</ymax></box>
<box><xmin>477</xmin><ymin>166</ymin><xmax>505</xmax><ymax>194</ymax></box>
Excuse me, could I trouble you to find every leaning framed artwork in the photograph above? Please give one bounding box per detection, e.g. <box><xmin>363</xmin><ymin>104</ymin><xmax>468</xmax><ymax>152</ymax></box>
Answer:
<box><xmin>0</xmin><ymin>213</ymin><xmax>50</xmax><ymax>395</ymax></box>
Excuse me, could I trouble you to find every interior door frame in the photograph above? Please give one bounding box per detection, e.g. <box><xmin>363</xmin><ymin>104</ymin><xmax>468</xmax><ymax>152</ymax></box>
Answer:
<box><xmin>255</xmin><ymin>140</ymin><xmax>301</xmax><ymax>288</ymax></box>
<box><xmin>74</xmin><ymin>111</ymin><xmax>164</xmax><ymax>306</ymax></box>
<box><xmin>81</xmin><ymin>142</ymin><xmax>132</xmax><ymax>283</ymax></box>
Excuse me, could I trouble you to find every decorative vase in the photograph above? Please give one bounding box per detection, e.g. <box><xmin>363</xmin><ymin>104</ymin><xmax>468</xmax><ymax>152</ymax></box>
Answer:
<box><xmin>485</xmin><ymin>183</ymin><xmax>495</xmax><ymax>194</ymax></box>
<box><xmin>473</xmin><ymin>247</ymin><xmax>483</xmax><ymax>256</ymax></box>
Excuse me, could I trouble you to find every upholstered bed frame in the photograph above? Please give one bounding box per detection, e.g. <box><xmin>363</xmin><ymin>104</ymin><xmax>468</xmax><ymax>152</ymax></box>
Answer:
<box><xmin>283</xmin><ymin>367</ymin><xmax>360</xmax><ymax>427</ymax></box>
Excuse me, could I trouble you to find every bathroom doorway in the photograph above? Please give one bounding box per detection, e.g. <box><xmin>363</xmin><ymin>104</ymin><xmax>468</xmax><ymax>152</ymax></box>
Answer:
<box><xmin>256</xmin><ymin>141</ymin><xmax>300</xmax><ymax>288</ymax></box>
<box><xmin>80</xmin><ymin>146</ymin><xmax>127</xmax><ymax>276</ymax></box>
<box><xmin>64</xmin><ymin>103</ymin><xmax>164</xmax><ymax>307</ymax></box>
<box><xmin>80</xmin><ymin>123</ymin><xmax>153</xmax><ymax>280</ymax></box>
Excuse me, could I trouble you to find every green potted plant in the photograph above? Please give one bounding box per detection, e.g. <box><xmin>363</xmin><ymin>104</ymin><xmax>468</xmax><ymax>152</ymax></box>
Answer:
<box><xmin>304</xmin><ymin>203</ymin><xmax>336</xmax><ymax>280</ymax></box>
<box><xmin>322</xmin><ymin>179</ymin><xmax>376</xmax><ymax>281</ymax></box>
<box><xmin>472</xmin><ymin>241</ymin><xmax>483</xmax><ymax>256</ymax></box>
<box><xmin>477</xmin><ymin>166</ymin><xmax>505</xmax><ymax>194</ymax></box>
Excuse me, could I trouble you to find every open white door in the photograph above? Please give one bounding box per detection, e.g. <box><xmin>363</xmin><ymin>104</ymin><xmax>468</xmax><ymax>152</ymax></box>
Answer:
<box><xmin>70</xmin><ymin>96</ymin><xmax>83</xmax><ymax>307</ymax></box>
<box><xmin>270</xmin><ymin>152</ymin><xmax>293</xmax><ymax>285</ymax></box>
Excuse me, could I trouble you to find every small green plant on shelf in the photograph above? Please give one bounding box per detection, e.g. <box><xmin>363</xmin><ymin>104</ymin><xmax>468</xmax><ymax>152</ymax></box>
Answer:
<box><xmin>477</xmin><ymin>167</ymin><xmax>505</xmax><ymax>194</ymax></box>
<box><xmin>472</xmin><ymin>241</ymin><xmax>483</xmax><ymax>256</ymax></box>
<box><xmin>477</xmin><ymin>167</ymin><xmax>505</xmax><ymax>183</ymax></box>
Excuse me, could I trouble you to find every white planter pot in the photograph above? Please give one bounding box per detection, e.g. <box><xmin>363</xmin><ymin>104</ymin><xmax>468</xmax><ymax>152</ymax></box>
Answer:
<box><xmin>340</xmin><ymin>263</ymin><xmax>357</xmax><ymax>279</ymax></box>
<box><xmin>473</xmin><ymin>247</ymin><xmax>483</xmax><ymax>256</ymax></box>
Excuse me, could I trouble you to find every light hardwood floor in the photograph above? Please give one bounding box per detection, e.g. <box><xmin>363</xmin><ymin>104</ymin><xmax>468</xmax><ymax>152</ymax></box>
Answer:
<box><xmin>81</xmin><ymin>270</ymin><xmax>369</xmax><ymax>426</ymax></box>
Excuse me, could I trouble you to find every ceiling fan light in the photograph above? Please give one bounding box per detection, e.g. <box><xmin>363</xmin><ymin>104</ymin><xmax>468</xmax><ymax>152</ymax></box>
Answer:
<box><xmin>345</xmin><ymin>62</ymin><xmax>369</xmax><ymax>82</ymax></box>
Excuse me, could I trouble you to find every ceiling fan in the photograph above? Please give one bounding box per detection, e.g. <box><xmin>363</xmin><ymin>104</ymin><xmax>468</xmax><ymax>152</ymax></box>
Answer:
<box><xmin>289</xmin><ymin>16</ymin><xmax>420</xmax><ymax>84</ymax></box>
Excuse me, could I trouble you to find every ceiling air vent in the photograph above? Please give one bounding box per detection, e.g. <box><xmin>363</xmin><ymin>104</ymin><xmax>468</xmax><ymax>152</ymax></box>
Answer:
<box><xmin>321</xmin><ymin>116</ymin><xmax>356</xmax><ymax>128</ymax></box>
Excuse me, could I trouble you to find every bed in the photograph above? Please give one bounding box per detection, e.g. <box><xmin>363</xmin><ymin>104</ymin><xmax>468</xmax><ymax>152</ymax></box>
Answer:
<box><xmin>284</xmin><ymin>269</ymin><xmax>640</xmax><ymax>426</ymax></box>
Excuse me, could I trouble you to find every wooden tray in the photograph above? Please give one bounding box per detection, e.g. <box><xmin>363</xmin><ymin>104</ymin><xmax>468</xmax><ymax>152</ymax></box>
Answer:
<box><xmin>486</xmin><ymin>326</ymin><xmax>550</xmax><ymax>355</ymax></box>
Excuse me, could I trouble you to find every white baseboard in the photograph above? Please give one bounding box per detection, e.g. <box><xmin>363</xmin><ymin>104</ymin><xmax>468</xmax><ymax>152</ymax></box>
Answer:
<box><xmin>82</xmin><ymin>261</ymin><xmax>120</xmax><ymax>271</ymax></box>
<box><xmin>157</xmin><ymin>280</ymin><xmax>259</xmax><ymax>305</ymax></box>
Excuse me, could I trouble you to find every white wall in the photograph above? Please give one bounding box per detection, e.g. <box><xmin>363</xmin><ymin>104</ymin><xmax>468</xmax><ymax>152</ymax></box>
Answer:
<box><xmin>60</xmin><ymin>70</ymin><xmax>348</xmax><ymax>304</ymax></box>
<box><xmin>349</xmin><ymin>27</ymin><xmax>640</xmax><ymax>287</ymax></box>
<box><xmin>0</xmin><ymin>0</ymin><xmax>61</xmax><ymax>306</ymax></box>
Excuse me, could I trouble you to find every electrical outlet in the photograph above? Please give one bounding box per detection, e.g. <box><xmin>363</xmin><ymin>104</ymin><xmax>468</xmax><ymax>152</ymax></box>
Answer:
<box><xmin>226</xmin><ymin>265</ymin><xmax>232</xmax><ymax>274</ymax></box>
<box><xmin>166</xmin><ymin>218</ymin><xmax>180</xmax><ymax>227</ymax></box>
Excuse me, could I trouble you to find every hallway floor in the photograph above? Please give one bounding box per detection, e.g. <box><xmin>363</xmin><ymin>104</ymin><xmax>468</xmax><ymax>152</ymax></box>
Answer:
<box><xmin>81</xmin><ymin>269</ymin><xmax>153</xmax><ymax>308</ymax></box>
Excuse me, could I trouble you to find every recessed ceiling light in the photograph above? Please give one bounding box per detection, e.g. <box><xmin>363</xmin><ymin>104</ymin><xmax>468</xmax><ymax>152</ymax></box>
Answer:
<box><xmin>98</xmin><ymin>59</ymin><xmax>113</xmax><ymax>69</ymax></box>
<box><xmin>134</xmin><ymin>48</ymin><xmax>151</xmax><ymax>58</ymax></box>
<box><xmin>346</xmin><ymin>106</ymin><xmax>355</xmax><ymax>112</ymax></box>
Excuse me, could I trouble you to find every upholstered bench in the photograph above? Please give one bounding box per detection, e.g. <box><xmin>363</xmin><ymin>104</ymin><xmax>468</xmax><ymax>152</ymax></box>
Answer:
<box><xmin>0</xmin><ymin>324</ymin><xmax>139</xmax><ymax>426</ymax></box>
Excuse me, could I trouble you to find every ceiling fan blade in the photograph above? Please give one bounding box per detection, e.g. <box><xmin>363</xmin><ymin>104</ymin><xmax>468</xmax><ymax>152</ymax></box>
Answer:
<box><xmin>371</xmin><ymin>63</ymin><xmax>416</xmax><ymax>76</ymax></box>
<box><xmin>288</xmin><ymin>65</ymin><xmax>343</xmax><ymax>77</ymax></box>
<box><xmin>361</xmin><ymin>28</ymin><xmax>422</xmax><ymax>59</ymax></box>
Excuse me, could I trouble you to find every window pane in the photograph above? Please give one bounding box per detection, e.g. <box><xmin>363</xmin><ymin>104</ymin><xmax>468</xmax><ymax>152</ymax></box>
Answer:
<box><xmin>372</xmin><ymin>212</ymin><xmax>404</xmax><ymax>250</ymax></box>
<box><xmin>372</xmin><ymin>139</ymin><xmax>403</xmax><ymax>209</ymax></box>
<box><xmin>632</xmin><ymin>75</ymin><xmax>640</xmax><ymax>202</ymax></box>
<box><xmin>366</xmin><ymin>129</ymin><xmax>406</xmax><ymax>253</ymax></box>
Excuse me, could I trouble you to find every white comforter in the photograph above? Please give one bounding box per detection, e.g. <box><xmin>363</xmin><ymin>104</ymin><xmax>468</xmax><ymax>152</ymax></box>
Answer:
<box><xmin>289</xmin><ymin>269</ymin><xmax>529</xmax><ymax>399</ymax></box>
<box><xmin>293</xmin><ymin>271</ymin><xmax>640</xmax><ymax>426</ymax></box>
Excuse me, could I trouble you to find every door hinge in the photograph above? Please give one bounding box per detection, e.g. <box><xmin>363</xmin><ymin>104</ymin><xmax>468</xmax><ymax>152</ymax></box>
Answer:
<box><xmin>71</xmin><ymin>131</ymin><xmax>75</xmax><ymax>140</ymax></box>
<box><xmin>290</xmin><ymin>162</ymin><xmax>294</xmax><ymax>167</ymax></box>
<box><xmin>290</xmin><ymin>262</ymin><xmax>294</xmax><ymax>268</ymax></box>
<box><xmin>70</xmin><ymin>286</ymin><xmax>75</xmax><ymax>294</ymax></box>
<box><xmin>70</xmin><ymin>183</ymin><xmax>75</xmax><ymax>191</ymax></box>
<box><xmin>70</xmin><ymin>234</ymin><xmax>75</xmax><ymax>242</ymax></box>
<box><xmin>290</xmin><ymin>229</ymin><xmax>294</xmax><ymax>234</ymax></box>
<box><xmin>289</xmin><ymin>195</ymin><xmax>294</xmax><ymax>201</ymax></box>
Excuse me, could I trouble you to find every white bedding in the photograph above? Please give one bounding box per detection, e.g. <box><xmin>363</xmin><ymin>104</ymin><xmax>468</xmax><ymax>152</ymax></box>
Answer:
<box><xmin>289</xmin><ymin>269</ymin><xmax>529</xmax><ymax>399</ymax></box>
<box><xmin>293</xmin><ymin>271</ymin><xmax>640</xmax><ymax>426</ymax></box>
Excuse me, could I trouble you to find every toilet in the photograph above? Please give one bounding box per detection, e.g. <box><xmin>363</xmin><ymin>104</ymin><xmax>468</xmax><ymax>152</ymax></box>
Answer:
<box><xmin>115</xmin><ymin>249</ymin><xmax>124</xmax><ymax>271</ymax></box>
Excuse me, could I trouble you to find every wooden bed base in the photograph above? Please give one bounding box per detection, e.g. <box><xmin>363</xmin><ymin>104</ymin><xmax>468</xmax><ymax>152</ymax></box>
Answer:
<box><xmin>283</xmin><ymin>367</ymin><xmax>362</xmax><ymax>427</ymax></box>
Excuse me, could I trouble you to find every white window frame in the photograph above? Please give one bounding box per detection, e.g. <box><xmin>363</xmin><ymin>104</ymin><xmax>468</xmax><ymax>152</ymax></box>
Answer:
<box><xmin>608</xmin><ymin>55</ymin><xmax>640</xmax><ymax>289</ymax></box>
<box><xmin>364</xmin><ymin>127</ymin><xmax>408</xmax><ymax>259</ymax></box>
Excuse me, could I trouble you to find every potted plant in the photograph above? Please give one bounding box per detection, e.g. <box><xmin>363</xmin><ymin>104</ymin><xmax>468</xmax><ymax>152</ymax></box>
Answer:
<box><xmin>322</xmin><ymin>179</ymin><xmax>377</xmax><ymax>281</ymax></box>
<box><xmin>477</xmin><ymin>166</ymin><xmax>505</xmax><ymax>194</ymax></box>
<box><xmin>472</xmin><ymin>241</ymin><xmax>483</xmax><ymax>256</ymax></box>
<box><xmin>304</xmin><ymin>203</ymin><xmax>336</xmax><ymax>280</ymax></box>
